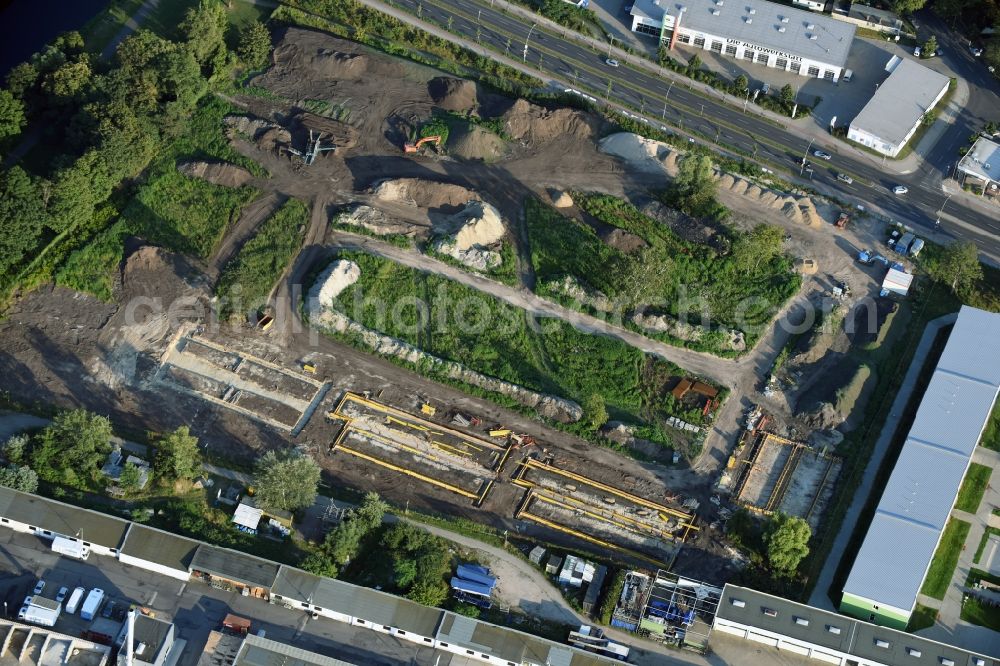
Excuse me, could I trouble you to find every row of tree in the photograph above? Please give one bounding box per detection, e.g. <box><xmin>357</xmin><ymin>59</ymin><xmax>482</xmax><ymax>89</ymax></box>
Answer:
<box><xmin>0</xmin><ymin>1</ymin><xmax>270</xmax><ymax>284</ymax></box>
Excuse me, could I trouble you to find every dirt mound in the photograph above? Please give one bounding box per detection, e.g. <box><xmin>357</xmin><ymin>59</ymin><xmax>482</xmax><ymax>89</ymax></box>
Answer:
<box><xmin>273</xmin><ymin>40</ymin><xmax>369</xmax><ymax>80</ymax></box>
<box><xmin>449</xmin><ymin>125</ymin><xmax>506</xmax><ymax>161</ymax></box>
<box><xmin>177</xmin><ymin>161</ymin><xmax>254</xmax><ymax>188</ymax></box>
<box><xmin>311</xmin><ymin>260</ymin><xmax>361</xmax><ymax>307</ymax></box>
<box><xmin>293</xmin><ymin>112</ymin><xmax>360</xmax><ymax>150</ymax></box>
<box><xmin>434</xmin><ymin>201</ymin><xmax>506</xmax><ymax>271</ymax></box>
<box><xmin>602</xmin><ymin>228</ymin><xmax>647</xmax><ymax>253</ymax></box>
<box><xmin>502</xmin><ymin>99</ymin><xmax>595</xmax><ymax>146</ymax></box>
<box><xmin>549</xmin><ymin>189</ymin><xmax>574</xmax><ymax>208</ymax></box>
<box><xmin>428</xmin><ymin>77</ymin><xmax>478</xmax><ymax>112</ymax></box>
<box><xmin>336</xmin><ymin>205</ymin><xmax>417</xmax><ymax>237</ymax></box>
<box><xmin>598</xmin><ymin>132</ymin><xmax>679</xmax><ymax>175</ymax></box>
<box><xmin>372</xmin><ymin>178</ymin><xmax>480</xmax><ymax>211</ymax></box>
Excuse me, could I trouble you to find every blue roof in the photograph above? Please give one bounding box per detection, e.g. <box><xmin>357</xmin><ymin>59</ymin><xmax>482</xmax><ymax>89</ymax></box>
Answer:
<box><xmin>450</xmin><ymin>577</ymin><xmax>493</xmax><ymax>597</ymax></box>
<box><xmin>456</xmin><ymin>564</ymin><xmax>496</xmax><ymax>589</ymax></box>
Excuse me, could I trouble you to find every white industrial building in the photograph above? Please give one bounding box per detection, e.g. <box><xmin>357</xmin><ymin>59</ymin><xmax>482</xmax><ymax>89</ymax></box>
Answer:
<box><xmin>841</xmin><ymin>306</ymin><xmax>1000</xmax><ymax>628</ymax></box>
<box><xmin>956</xmin><ymin>135</ymin><xmax>1000</xmax><ymax>198</ymax></box>
<box><xmin>629</xmin><ymin>0</ymin><xmax>856</xmax><ymax>81</ymax></box>
<box><xmin>847</xmin><ymin>57</ymin><xmax>950</xmax><ymax>157</ymax></box>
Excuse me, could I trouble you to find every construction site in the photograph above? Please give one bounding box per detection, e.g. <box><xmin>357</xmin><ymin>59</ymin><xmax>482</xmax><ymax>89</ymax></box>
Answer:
<box><xmin>726</xmin><ymin>428</ymin><xmax>842</xmax><ymax>529</ymax></box>
<box><xmin>512</xmin><ymin>458</ymin><xmax>697</xmax><ymax>567</ymax></box>
<box><xmin>328</xmin><ymin>392</ymin><xmax>511</xmax><ymax>505</ymax></box>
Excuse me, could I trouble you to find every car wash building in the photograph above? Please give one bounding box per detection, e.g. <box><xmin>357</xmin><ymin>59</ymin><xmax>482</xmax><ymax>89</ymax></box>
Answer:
<box><xmin>629</xmin><ymin>0</ymin><xmax>856</xmax><ymax>81</ymax></box>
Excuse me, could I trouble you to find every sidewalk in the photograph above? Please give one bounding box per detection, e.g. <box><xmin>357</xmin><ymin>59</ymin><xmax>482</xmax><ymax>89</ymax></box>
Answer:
<box><xmin>808</xmin><ymin>312</ymin><xmax>959</xmax><ymax>611</ymax></box>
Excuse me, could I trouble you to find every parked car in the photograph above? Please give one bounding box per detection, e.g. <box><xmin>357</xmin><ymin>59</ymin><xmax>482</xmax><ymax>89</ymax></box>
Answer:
<box><xmin>761</xmin><ymin>82</ymin><xmax>770</xmax><ymax>95</ymax></box>
<box><xmin>814</xmin><ymin>150</ymin><xmax>832</xmax><ymax>160</ymax></box>
<box><xmin>913</xmin><ymin>46</ymin><xmax>921</xmax><ymax>57</ymax></box>
<box><xmin>971</xmin><ymin>46</ymin><xmax>983</xmax><ymax>57</ymax></box>
<box><xmin>32</xmin><ymin>580</ymin><xmax>45</xmax><ymax>595</ymax></box>
<box><xmin>605</xmin><ymin>58</ymin><xmax>619</xmax><ymax>68</ymax></box>
<box><xmin>17</xmin><ymin>606</ymin><xmax>28</xmax><ymax>621</ymax></box>
<box><xmin>893</xmin><ymin>185</ymin><xmax>909</xmax><ymax>195</ymax></box>
<box><xmin>837</xmin><ymin>173</ymin><xmax>854</xmax><ymax>184</ymax></box>
<box><xmin>56</xmin><ymin>587</ymin><xmax>69</xmax><ymax>603</ymax></box>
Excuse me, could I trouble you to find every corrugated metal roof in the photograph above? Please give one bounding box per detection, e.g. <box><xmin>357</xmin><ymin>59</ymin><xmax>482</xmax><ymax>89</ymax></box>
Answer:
<box><xmin>631</xmin><ymin>0</ymin><xmax>856</xmax><ymax>68</ymax></box>
<box><xmin>849</xmin><ymin>58</ymin><xmax>950</xmax><ymax>147</ymax></box>
<box><xmin>0</xmin><ymin>486</ymin><xmax>129</xmax><ymax>549</ymax></box>
<box><xmin>235</xmin><ymin>634</ymin><xmax>355</xmax><ymax>666</ymax></box>
<box><xmin>844</xmin><ymin>306</ymin><xmax>1000</xmax><ymax>613</ymax></box>
<box><xmin>190</xmin><ymin>545</ymin><xmax>279</xmax><ymax>589</ymax></box>
<box><xmin>716</xmin><ymin>584</ymin><xmax>998</xmax><ymax>666</ymax></box>
<box><xmin>450</xmin><ymin>577</ymin><xmax>493</xmax><ymax>597</ymax></box>
<box><xmin>120</xmin><ymin>524</ymin><xmax>199</xmax><ymax>573</ymax></box>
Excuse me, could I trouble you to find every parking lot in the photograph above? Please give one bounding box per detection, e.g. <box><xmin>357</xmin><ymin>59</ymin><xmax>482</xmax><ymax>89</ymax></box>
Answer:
<box><xmin>0</xmin><ymin>530</ymin><xmax>467</xmax><ymax>666</ymax></box>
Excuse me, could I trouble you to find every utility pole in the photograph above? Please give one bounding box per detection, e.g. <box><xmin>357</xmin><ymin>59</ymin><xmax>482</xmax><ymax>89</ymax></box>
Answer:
<box><xmin>607</xmin><ymin>36</ymin><xmax>615</xmax><ymax>59</ymax></box>
<box><xmin>935</xmin><ymin>193</ymin><xmax>953</xmax><ymax>227</ymax></box>
<box><xmin>416</xmin><ymin>2</ymin><xmax>422</xmax><ymax>18</ymax></box>
<box><xmin>700</xmin><ymin>103</ymin><xmax>705</xmax><ymax>117</ymax></box>
<box><xmin>476</xmin><ymin>10</ymin><xmax>482</xmax><ymax>42</ymax></box>
<box><xmin>800</xmin><ymin>137</ymin><xmax>814</xmax><ymax>177</ymax></box>
<box><xmin>666</xmin><ymin>80</ymin><xmax>674</xmax><ymax>100</ymax></box>
<box><xmin>538</xmin><ymin>52</ymin><xmax>544</xmax><ymax>70</ymax></box>
<box><xmin>743</xmin><ymin>87</ymin><xmax>751</xmax><ymax>113</ymax></box>
<box><xmin>640</xmin><ymin>97</ymin><xmax>646</xmax><ymax>115</ymax></box>
<box><xmin>523</xmin><ymin>22</ymin><xmax>537</xmax><ymax>63</ymax></box>
<box><xmin>505</xmin><ymin>38</ymin><xmax>511</xmax><ymax>56</ymax></box>
<box><xmin>606</xmin><ymin>78</ymin><xmax>613</xmax><ymax>99</ymax></box>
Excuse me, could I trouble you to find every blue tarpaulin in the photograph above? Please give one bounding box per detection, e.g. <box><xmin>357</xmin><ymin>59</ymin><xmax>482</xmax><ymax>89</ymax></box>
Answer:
<box><xmin>450</xmin><ymin>576</ymin><xmax>493</xmax><ymax>598</ymax></box>
<box><xmin>456</xmin><ymin>564</ymin><xmax>496</xmax><ymax>590</ymax></box>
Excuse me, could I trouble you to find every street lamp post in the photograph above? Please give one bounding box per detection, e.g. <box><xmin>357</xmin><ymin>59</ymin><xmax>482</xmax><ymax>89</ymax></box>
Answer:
<box><xmin>522</xmin><ymin>22</ymin><xmax>537</xmax><ymax>63</ymax></box>
<box><xmin>608</xmin><ymin>36</ymin><xmax>615</xmax><ymax>59</ymax></box>
<box><xmin>800</xmin><ymin>138</ymin><xmax>814</xmax><ymax>177</ymax></box>
<box><xmin>743</xmin><ymin>87</ymin><xmax>751</xmax><ymax>113</ymax></box>
<box><xmin>935</xmin><ymin>193</ymin><xmax>953</xmax><ymax>227</ymax></box>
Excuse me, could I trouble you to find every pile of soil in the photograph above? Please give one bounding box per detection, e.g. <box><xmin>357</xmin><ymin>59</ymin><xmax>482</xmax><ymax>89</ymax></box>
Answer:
<box><xmin>275</xmin><ymin>42</ymin><xmax>369</xmax><ymax>81</ymax></box>
<box><xmin>428</xmin><ymin>77</ymin><xmax>479</xmax><ymax>112</ymax></box>
<box><xmin>177</xmin><ymin>161</ymin><xmax>254</xmax><ymax>188</ymax></box>
<box><xmin>337</xmin><ymin>205</ymin><xmax>418</xmax><ymax>237</ymax></box>
<box><xmin>293</xmin><ymin>111</ymin><xmax>360</xmax><ymax>150</ymax></box>
<box><xmin>602</xmin><ymin>228</ymin><xmax>647</xmax><ymax>253</ymax></box>
<box><xmin>598</xmin><ymin>132</ymin><xmax>679</xmax><ymax>174</ymax></box>
<box><xmin>448</xmin><ymin>125</ymin><xmax>506</xmax><ymax>161</ymax></box>
<box><xmin>501</xmin><ymin>99</ymin><xmax>596</xmax><ymax>146</ymax></box>
<box><xmin>371</xmin><ymin>178</ymin><xmax>480</xmax><ymax>211</ymax></box>
<box><xmin>433</xmin><ymin>201</ymin><xmax>506</xmax><ymax>271</ymax></box>
<box><xmin>311</xmin><ymin>259</ymin><xmax>360</xmax><ymax>307</ymax></box>
<box><xmin>549</xmin><ymin>189</ymin><xmax>573</xmax><ymax>208</ymax></box>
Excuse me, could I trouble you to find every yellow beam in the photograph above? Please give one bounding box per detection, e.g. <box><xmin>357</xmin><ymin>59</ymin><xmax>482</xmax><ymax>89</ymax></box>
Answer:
<box><xmin>518</xmin><ymin>509</ymin><xmax>668</xmax><ymax>569</ymax></box>
<box><xmin>336</xmin><ymin>445</ymin><xmax>479</xmax><ymax>499</ymax></box>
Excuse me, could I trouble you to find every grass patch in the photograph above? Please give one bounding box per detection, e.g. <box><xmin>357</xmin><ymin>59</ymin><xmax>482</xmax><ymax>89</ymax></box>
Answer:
<box><xmin>525</xmin><ymin>195</ymin><xmax>800</xmax><ymax>354</ymax></box>
<box><xmin>974</xmin><ymin>526</ymin><xmax>1000</xmax><ymax>565</ymax></box>
<box><xmin>956</xmin><ymin>462</ymin><xmax>992</xmax><ymax>514</ymax></box>
<box><xmin>981</xmin><ymin>400</ymin><xmax>1000</xmax><ymax>452</ymax></box>
<box><xmin>961</xmin><ymin>569</ymin><xmax>1000</xmax><ymax>631</ymax></box>
<box><xmin>217</xmin><ymin>198</ymin><xmax>309</xmax><ymax>320</ymax></box>
<box><xmin>920</xmin><ymin>518</ymin><xmax>971</xmax><ymax>600</ymax></box>
<box><xmin>320</xmin><ymin>251</ymin><xmax>721</xmax><ymax>446</ymax></box>
<box><xmin>907</xmin><ymin>603</ymin><xmax>939</xmax><ymax>632</ymax></box>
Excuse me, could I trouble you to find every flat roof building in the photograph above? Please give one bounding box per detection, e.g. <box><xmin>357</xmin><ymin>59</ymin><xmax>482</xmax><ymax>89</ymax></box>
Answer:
<box><xmin>841</xmin><ymin>306</ymin><xmax>1000</xmax><ymax>628</ymax></box>
<box><xmin>715</xmin><ymin>584</ymin><xmax>997</xmax><ymax>666</ymax></box>
<box><xmin>957</xmin><ymin>136</ymin><xmax>1000</xmax><ymax>199</ymax></box>
<box><xmin>0</xmin><ymin>486</ymin><xmax>129</xmax><ymax>556</ymax></box>
<box><xmin>629</xmin><ymin>0</ymin><xmax>856</xmax><ymax>81</ymax></box>
<box><xmin>119</xmin><ymin>524</ymin><xmax>199</xmax><ymax>581</ymax></box>
<box><xmin>190</xmin><ymin>545</ymin><xmax>279</xmax><ymax>599</ymax></box>
<box><xmin>848</xmin><ymin>57</ymin><xmax>950</xmax><ymax>157</ymax></box>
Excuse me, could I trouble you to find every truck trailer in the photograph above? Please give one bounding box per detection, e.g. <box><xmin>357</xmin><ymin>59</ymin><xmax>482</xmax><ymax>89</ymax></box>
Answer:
<box><xmin>65</xmin><ymin>587</ymin><xmax>85</xmax><ymax>615</ymax></box>
<box><xmin>52</xmin><ymin>535</ymin><xmax>90</xmax><ymax>560</ymax></box>
<box><xmin>80</xmin><ymin>588</ymin><xmax>105</xmax><ymax>621</ymax></box>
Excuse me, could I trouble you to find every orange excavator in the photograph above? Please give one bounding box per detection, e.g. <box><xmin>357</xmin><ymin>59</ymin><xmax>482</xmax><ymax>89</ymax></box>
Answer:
<box><xmin>404</xmin><ymin>135</ymin><xmax>442</xmax><ymax>153</ymax></box>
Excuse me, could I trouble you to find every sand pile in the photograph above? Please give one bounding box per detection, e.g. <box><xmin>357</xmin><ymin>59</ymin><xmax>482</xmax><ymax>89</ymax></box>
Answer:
<box><xmin>428</xmin><ymin>77</ymin><xmax>478</xmax><ymax>112</ymax></box>
<box><xmin>311</xmin><ymin>260</ymin><xmax>361</xmax><ymax>308</ymax></box>
<box><xmin>273</xmin><ymin>41</ymin><xmax>369</xmax><ymax>80</ymax></box>
<box><xmin>372</xmin><ymin>178</ymin><xmax>479</xmax><ymax>210</ymax></box>
<box><xmin>434</xmin><ymin>201</ymin><xmax>505</xmax><ymax>271</ymax></box>
<box><xmin>631</xmin><ymin>312</ymin><xmax>746</xmax><ymax>352</ymax></box>
<box><xmin>449</xmin><ymin>125</ymin><xmax>506</xmax><ymax>161</ymax></box>
<box><xmin>501</xmin><ymin>99</ymin><xmax>595</xmax><ymax>145</ymax></box>
<box><xmin>336</xmin><ymin>205</ymin><xmax>416</xmax><ymax>237</ymax></box>
<box><xmin>598</xmin><ymin>133</ymin><xmax>680</xmax><ymax>175</ymax></box>
<box><xmin>177</xmin><ymin>161</ymin><xmax>254</xmax><ymax>188</ymax></box>
<box><xmin>549</xmin><ymin>189</ymin><xmax>574</xmax><ymax>208</ymax></box>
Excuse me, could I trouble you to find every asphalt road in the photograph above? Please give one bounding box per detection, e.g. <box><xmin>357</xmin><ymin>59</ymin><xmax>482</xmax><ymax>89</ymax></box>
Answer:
<box><xmin>389</xmin><ymin>0</ymin><xmax>1000</xmax><ymax>255</ymax></box>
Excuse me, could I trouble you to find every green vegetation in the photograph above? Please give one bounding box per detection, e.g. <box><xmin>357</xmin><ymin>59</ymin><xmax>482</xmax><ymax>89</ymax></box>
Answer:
<box><xmin>666</xmin><ymin>154</ymin><xmax>728</xmax><ymax>221</ymax></box>
<box><xmin>425</xmin><ymin>239</ymin><xmax>518</xmax><ymax>286</ymax></box>
<box><xmin>920</xmin><ymin>518</ymin><xmax>972</xmax><ymax>600</ymax></box>
<box><xmin>274</xmin><ymin>0</ymin><xmax>542</xmax><ymax>97</ymax></box>
<box><xmin>765</xmin><ymin>513</ymin><xmax>811</xmax><ymax>577</ymax></box>
<box><xmin>974</xmin><ymin>526</ymin><xmax>1000</xmax><ymax>564</ymax></box>
<box><xmin>598</xmin><ymin>569</ymin><xmax>626</xmax><ymax>624</ymax></box>
<box><xmin>417</xmin><ymin>117</ymin><xmax>450</xmax><ymax>146</ymax></box>
<box><xmin>237</xmin><ymin>21</ymin><xmax>273</xmax><ymax>70</ymax></box>
<box><xmin>924</xmin><ymin>241</ymin><xmax>984</xmax><ymax>297</ymax></box>
<box><xmin>217</xmin><ymin>198</ymin><xmax>309</xmax><ymax>320</ymax></box>
<box><xmin>961</xmin><ymin>570</ymin><xmax>1000</xmax><ymax>631</ymax></box>
<box><xmin>32</xmin><ymin>409</ymin><xmax>113</xmax><ymax>488</ymax></box>
<box><xmin>955</xmin><ymin>463</ymin><xmax>992</xmax><ymax>514</ymax></box>
<box><xmin>252</xmin><ymin>450</ymin><xmax>321</xmax><ymax>512</ymax></box>
<box><xmin>0</xmin><ymin>463</ymin><xmax>39</xmax><ymax>493</ymax></box>
<box><xmin>323</xmin><ymin>250</ymin><xmax>719</xmax><ymax>446</ymax></box>
<box><xmin>153</xmin><ymin>426</ymin><xmax>203</xmax><ymax>483</ymax></box>
<box><xmin>907</xmin><ymin>604</ymin><xmax>938</xmax><ymax>632</ymax></box>
<box><xmin>525</xmin><ymin>195</ymin><xmax>799</xmax><ymax>353</ymax></box>
<box><xmin>303</xmin><ymin>491</ymin><xmax>389</xmax><ymax>577</ymax></box>
<box><xmin>833</xmin><ymin>364</ymin><xmax>872</xmax><ymax>419</ymax></box>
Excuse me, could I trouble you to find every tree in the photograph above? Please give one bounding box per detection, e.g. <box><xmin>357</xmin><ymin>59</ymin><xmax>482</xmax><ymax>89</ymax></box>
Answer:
<box><xmin>610</xmin><ymin>246</ymin><xmax>675</xmax><ymax>308</ymax></box>
<box><xmin>734</xmin><ymin>74</ymin><xmax>749</xmax><ymax>91</ymax></box>
<box><xmin>0</xmin><ymin>166</ymin><xmax>46</xmax><ymax>277</ymax></box>
<box><xmin>237</xmin><ymin>21</ymin><xmax>272</xmax><ymax>69</ymax></box>
<box><xmin>252</xmin><ymin>450</ymin><xmax>321</xmax><ymax>512</ymax></box>
<box><xmin>180</xmin><ymin>0</ymin><xmax>228</xmax><ymax>72</ymax></box>
<box><xmin>0</xmin><ymin>464</ymin><xmax>38</xmax><ymax>493</ymax></box>
<box><xmin>453</xmin><ymin>603</ymin><xmax>480</xmax><ymax>618</ymax></box>
<box><xmin>32</xmin><ymin>409</ymin><xmax>113</xmax><ymax>485</ymax></box>
<box><xmin>892</xmin><ymin>0</ymin><xmax>927</xmax><ymax>13</ymax></box>
<box><xmin>154</xmin><ymin>426</ymin><xmax>202</xmax><ymax>482</ymax></box>
<box><xmin>779</xmin><ymin>84</ymin><xmax>795</xmax><ymax>104</ymax></box>
<box><xmin>669</xmin><ymin>153</ymin><xmax>722</xmax><ymax>219</ymax></box>
<box><xmin>984</xmin><ymin>37</ymin><xmax>1000</xmax><ymax>73</ymax></box>
<box><xmin>2</xmin><ymin>434</ymin><xmax>28</xmax><ymax>464</ymax></box>
<box><xmin>927</xmin><ymin>241</ymin><xmax>983</xmax><ymax>294</ymax></box>
<box><xmin>353</xmin><ymin>491</ymin><xmax>389</xmax><ymax>531</ymax></box>
<box><xmin>765</xmin><ymin>513</ymin><xmax>811</xmax><ymax>576</ymax></box>
<box><xmin>583</xmin><ymin>393</ymin><xmax>609</xmax><ymax>431</ymax></box>
<box><xmin>687</xmin><ymin>54</ymin><xmax>702</xmax><ymax>71</ymax></box>
<box><xmin>6</xmin><ymin>62</ymin><xmax>39</xmax><ymax>100</ymax></box>
<box><xmin>300</xmin><ymin>550</ymin><xmax>338</xmax><ymax>577</ymax></box>
<box><xmin>731</xmin><ymin>224</ymin><xmax>784</xmax><ymax>275</ymax></box>
<box><xmin>0</xmin><ymin>90</ymin><xmax>26</xmax><ymax>143</ymax></box>
<box><xmin>922</xmin><ymin>35</ymin><xmax>938</xmax><ymax>57</ymax></box>
<box><xmin>118</xmin><ymin>462</ymin><xmax>143</xmax><ymax>493</ymax></box>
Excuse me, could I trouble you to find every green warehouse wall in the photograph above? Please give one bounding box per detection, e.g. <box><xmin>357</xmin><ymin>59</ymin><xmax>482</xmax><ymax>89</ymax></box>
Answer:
<box><xmin>840</xmin><ymin>592</ymin><xmax>910</xmax><ymax>630</ymax></box>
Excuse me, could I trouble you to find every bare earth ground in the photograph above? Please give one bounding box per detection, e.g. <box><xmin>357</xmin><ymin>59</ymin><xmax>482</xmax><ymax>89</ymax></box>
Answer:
<box><xmin>0</xmin><ymin>27</ymin><xmax>894</xmax><ymax>585</ymax></box>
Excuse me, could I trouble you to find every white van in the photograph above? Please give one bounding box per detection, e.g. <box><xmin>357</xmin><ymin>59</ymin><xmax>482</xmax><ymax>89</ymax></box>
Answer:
<box><xmin>843</xmin><ymin>69</ymin><xmax>853</xmax><ymax>82</ymax></box>
<box><xmin>52</xmin><ymin>536</ymin><xmax>90</xmax><ymax>560</ymax></box>
<box><xmin>65</xmin><ymin>587</ymin><xmax>86</xmax><ymax>615</ymax></box>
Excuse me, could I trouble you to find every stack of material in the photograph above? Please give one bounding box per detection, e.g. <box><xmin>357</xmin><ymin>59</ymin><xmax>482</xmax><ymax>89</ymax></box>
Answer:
<box><xmin>450</xmin><ymin>563</ymin><xmax>497</xmax><ymax>598</ymax></box>
<box><xmin>558</xmin><ymin>555</ymin><xmax>597</xmax><ymax>588</ymax></box>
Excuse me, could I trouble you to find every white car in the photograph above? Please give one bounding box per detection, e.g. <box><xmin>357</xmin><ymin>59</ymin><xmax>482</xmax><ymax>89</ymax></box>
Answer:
<box><xmin>813</xmin><ymin>150</ymin><xmax>832</xmax><ymax>160</ymax></box>
<box><xmin>605</xmin><ymin>58</ymin><xmax>620</xmax><ymax>68</ymax></box>
<box><xmin>33</xmin><ymin>580</ymin><xmax>45</xmax><ymax>595</ymax></box>
<box><xmin>971</xmin><ymin>46</ymin><xmax>983</xmax><ymax>57</ymax></box>
<box><xmin>914</xmin><ymin>46</ymin><xmax>921</xmax><ymax>57</ymax></box>
<box><xmin>56</xmin><ymin>587</ymin><xmax>69</xmax><ymax>603</ymax></box>
<box><xmin>893</xmin><ymin>185</ymin><xmax>908</xmax><ymax>195</ymax></box>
